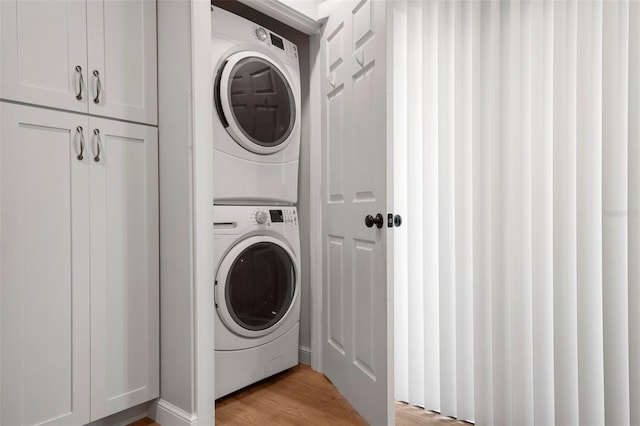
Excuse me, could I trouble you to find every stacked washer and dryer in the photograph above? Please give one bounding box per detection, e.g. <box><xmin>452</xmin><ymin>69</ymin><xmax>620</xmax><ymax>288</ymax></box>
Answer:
<box><xmin>211</xmin><ymin>6</ymin><xmax>302</xmax><ymax>399</ymax></box>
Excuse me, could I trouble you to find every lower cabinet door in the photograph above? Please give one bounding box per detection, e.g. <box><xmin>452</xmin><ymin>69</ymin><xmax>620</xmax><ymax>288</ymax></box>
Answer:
<box><xmin>88</xmin><ymin>117</ymin><xmax>159</xmax><ymax>420</ymax></box>
<box><xmin>0</xmin><ymin>103</ymin><xmax>91</xmax><ymax>426</ymax></box>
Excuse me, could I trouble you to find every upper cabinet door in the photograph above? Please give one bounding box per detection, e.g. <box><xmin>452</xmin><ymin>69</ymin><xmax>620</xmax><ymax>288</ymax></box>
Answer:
<box><xmin>87</xmin><ymin>0</ymin><xmax>158</xmax><ymax>125</ymax></box>
<box><xmin>0</xmin><ymin>103</ymin><xmax>91</xmax><ymax>426</ymax></box>
<box><xmin>88</xmin><ymin>117</ymin><xmax>159</xmax><ymax>420</ymax></box>
<box><xmin>0</xmin><ymin>0</ymin><xmax>88</xmax><ymax>112</ymax></box>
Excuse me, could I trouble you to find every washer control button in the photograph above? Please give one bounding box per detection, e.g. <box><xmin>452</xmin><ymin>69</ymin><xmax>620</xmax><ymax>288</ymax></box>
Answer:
<box><xmin>255</xmin><ymin>210</ymin><xmax>268</xmax><ymax>224</ymax></box>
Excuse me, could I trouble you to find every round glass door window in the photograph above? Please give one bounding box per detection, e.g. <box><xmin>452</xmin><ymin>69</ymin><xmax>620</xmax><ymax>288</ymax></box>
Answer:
<box><xmin>225</xmin><ymin>241</ymin><xmax>296</xmax><ymax>331</ymax></box>
<box><xmin>225</xmin><ymin>57</ymin><xmax>295</xmax><ymax>148</ymax></box>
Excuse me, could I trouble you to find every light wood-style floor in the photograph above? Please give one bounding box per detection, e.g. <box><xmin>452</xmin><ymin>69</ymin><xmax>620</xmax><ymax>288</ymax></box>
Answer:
<box><xmin>128</xmin><ymin>417</ymin><xmax>159</xmax><ymax>426</ymax></box>
<box><xmin>215</xmin><ymin>364</ymin><xmax>471</xmax><ymax>426</ymax></box>
<box><xmin>215</xmin><ymin>364</ymin><xmax>366</xmax><ymax>425</ymax></box>
<box><xmin>129</xmin><ymin>365</ymin><xmax>470</xmax><ymax>425</ymax></box>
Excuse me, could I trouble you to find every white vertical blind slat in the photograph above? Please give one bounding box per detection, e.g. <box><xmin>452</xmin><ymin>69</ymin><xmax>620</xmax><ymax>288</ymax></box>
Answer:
<box><xmin>392</xmin><ymin>0</ymin><xmax>409</xmax><ymax>406</ymax></box>
<box><xmin>391</xmin><ymin>1</ymin><xmax>410</xmax><ymax>408</ymax></box>
<box><xmin>552</xmin><ymin>1</ymin><xmax>579</xmax><ymax>424</ymax></box>
<box><xmin>422</xmin><ymin>0</ymin><xmax>441</xmax><ymax>412</ymax></box>
<box><xmin>531</xmin><ymin>1</ymin><xmax>556</xmax><ymax>424</ymax></box>
<box><xmin>471</xmin><ymin>1</ymin><xmax>498</xmax><ymax>424</ymax></box>
<box><xmin>438</xmin><ymin>0</ymin><xmax>457</xmax><ymax>418</ymax></box>
<box><xmin>406</xmin><ymin>0</ymin><xmax>425</xmax><ymax>408</ymax></box>
<box><xmin>492</xmin><ymin>2</ymin><xmax>512</xmax><ymax>423</ymax></box>
<box><xmin>575</xmin><ymin>1</ymin><xmax>605</xmax><ymax>425</ymax></box>
<box><xmin>629</xmin><ymin>4</ymin><xmax>640</xmax><ymax>426</ymax></box>
<box><xmin>511</xmin><ymin>2</ymin><xmax>534</xmax><ymax>424</ymax></box>
<box><xmin>454</xmin><ymin>0</ymin><xmax>474</xmax><ymax>422</ymax></box>
<box><xmin>602</xmin><ymin>2</ymin><xmax>631</xmax><ymax>425</ymax></box>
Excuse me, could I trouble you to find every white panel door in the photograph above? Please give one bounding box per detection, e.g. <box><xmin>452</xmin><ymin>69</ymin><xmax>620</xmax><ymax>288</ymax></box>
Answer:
<box><xmin>88</xmin><ymin>117</ymin><xmax>159</xmax><ymax>420</ymax></box>
<box><xmin>321</xmin><ymin>1</ymin><xmax>393</xmax><ymax>424</ymax></box>
<box><xmin>87</xmin><ymin>0</ymin><xmax>158</xmax><ymax>125</ymax></box>
<box><xmin>0</xmin><ymin>0</ymin><xmax>88</xmax><ymax>112</ymax></box>
<box><xmin>0</xmin><ymin>103</ymin><xmax>91</xmax><ymax>425</ymax></box>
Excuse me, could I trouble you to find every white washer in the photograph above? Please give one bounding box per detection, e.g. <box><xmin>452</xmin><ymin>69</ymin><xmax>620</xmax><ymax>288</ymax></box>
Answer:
<box><xmin>214</xmin><ymin>205</ymin><xmax>300</xmax><ymax>398</ymax></box>
<box><xmin>211</xmin><ymin>6</ymin><xmax>301</xmax><ymax>205</ymax></box>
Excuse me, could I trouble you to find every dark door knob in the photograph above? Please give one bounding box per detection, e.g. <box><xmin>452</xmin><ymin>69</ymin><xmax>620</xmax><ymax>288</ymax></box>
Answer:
<box><xmin>365</xmin><ymin>213</ymin><xmax>384</xmax><ymax>229</ymax></box>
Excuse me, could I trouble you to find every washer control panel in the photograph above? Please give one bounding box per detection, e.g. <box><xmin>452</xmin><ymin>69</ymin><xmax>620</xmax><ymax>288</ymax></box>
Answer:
<box><xmin>251</xmin><ymin>207</ymin><xmax>297</xmax><ymax>227</ymax></box>
<box><xmin>251</xmin><ymin>24</ymin><xmax>298</xmax><ymax>60</ymax></box>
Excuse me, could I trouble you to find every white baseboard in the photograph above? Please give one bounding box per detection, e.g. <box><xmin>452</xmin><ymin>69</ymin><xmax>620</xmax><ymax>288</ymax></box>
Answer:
<box><xmin>299</xmin><ymin>345</ymin><xmax>311</xmax><ymax>365</ymax></box>
<box><xmin>151</xmin><ymin>399</ymin><xmax>197</xmax><ymax>426</ymax></box>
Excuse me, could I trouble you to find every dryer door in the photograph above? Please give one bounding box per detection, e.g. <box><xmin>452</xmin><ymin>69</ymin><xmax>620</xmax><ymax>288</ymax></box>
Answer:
<box><xmin>215</xmin><ymin>51</ymin><xmax>297</xmax><ymax>155</ymax></box>
<box><xmin>215</xmin><ymin>236</ymin><xmax>299</xmax><ymax>338</ymax></box>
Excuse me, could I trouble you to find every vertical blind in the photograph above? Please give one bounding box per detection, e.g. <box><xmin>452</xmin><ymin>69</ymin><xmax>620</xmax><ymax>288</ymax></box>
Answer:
<box><xmin>393</xmin><ymin>1</ymin><xmax>640</xmax><ymax>425</ymax></box>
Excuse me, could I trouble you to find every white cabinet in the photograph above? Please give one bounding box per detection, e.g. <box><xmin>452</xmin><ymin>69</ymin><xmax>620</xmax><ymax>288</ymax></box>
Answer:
<box><xmin>88</xmin><ymin>117</ymin><xmax>159</xmax><ymax>420</ymax></box>
<box><xmin>0</xmin><ymin>103</ymin><xmax>159</xmax><ymax>424</ymax></box>
<box><xmin>0</xmin><ymin>0</ymin><xmax>88</xmax><ymax>113</ymax></box>
<box><xmin>1</xmin><ymin>0</ymin><xmax>157</xmax><ymax>125</ymax></box>
<box><xmin>86</xmin><ymin>1</ymin><xmax>157</xmax><ymax>124</ymax></box>
<box><xmin>0</xmin><ymin>104</ymin><xmax>91</xmax><ymax>426</ymax></box>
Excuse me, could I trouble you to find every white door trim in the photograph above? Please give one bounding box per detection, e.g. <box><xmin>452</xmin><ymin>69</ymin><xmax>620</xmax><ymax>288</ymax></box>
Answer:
<box><xmin>236</xmin><ymin>0</ymin><xmax>321</xmax><ymax>34</ymax></box>
<box><xmin>309</xmin><ymin>32</ymin><xmax>324</xmax><ymax>372</ymax></box>
<box><xmin>191</xmin><ymin>1</ymin><xmax>215</xmax><ymax>424</ymax></box>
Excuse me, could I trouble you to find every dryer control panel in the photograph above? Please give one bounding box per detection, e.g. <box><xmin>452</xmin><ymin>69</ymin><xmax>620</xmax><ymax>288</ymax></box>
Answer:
<box><xmin>251</xmin><ymin>207</ymin><xmax>297</xmax><ymax>227</ymax></box>
<box><xmin>251</xmin><ymin>24</ymin><xmax>298</xmax><ymax>60</ymax></box>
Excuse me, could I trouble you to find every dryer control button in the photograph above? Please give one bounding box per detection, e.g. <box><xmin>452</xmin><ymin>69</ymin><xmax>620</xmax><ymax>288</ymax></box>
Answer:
<box><xmin>255</xmin><ymin>211</ymin><xmax>268</xmax><ymax>224</ymax></box>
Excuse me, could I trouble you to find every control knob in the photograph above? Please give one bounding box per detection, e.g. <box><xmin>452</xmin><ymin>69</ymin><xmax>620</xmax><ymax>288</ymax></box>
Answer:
<box><xmin>255</xmin><ymin>211</ymin><xmax>268</xmax><ymax>224</ymax></box>
<box><xmin>255</xmin><ymin>27</ymin><xmax>268</xmax><ymax>42</ymax></box>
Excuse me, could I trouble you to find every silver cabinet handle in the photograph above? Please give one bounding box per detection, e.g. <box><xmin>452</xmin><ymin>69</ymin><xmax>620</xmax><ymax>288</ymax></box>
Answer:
<box><xmin>93</xmin><ymin>129</ymin><xmax>102</xmax><ymax>162</ymax></box>
<box><xmin>93</xmin><ymin>70</ymin><xmax>102</xmax><ymax>104</ymax></box>
<box><xmin>75</xmin><ymin>66</ymin><xmax>84</xmax><ymax>100</ymax></box>
<box><xmin>76</xmin><ymin>126</ymin><xmax>85</xmax><ymax>160</ymax></box>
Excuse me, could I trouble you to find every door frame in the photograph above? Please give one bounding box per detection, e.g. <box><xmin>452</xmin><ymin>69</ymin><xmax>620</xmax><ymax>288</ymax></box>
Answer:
<box><xmin>308</xmin><ymin>30</ymin><xmax>324</xmax><ymax>372</ymax></box>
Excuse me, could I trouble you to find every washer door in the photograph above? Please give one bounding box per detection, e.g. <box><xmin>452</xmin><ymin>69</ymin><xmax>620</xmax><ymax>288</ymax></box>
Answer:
<box><xmin>215</xmin><ymin>51</ymin><xmax>296</xmax><ymax>155</ymax></box>
<box><xmin>216</xmin><ymin>236</ymin><xmax>298</xmax><ymax>338</ymax></box>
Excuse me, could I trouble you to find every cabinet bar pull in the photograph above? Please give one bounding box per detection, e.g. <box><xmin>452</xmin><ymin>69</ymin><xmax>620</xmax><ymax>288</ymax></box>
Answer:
<box><xmin>93</xmin><ymin>70</ymin><xmax>102</xmax><ymax>104</ymax></box>
<box><xmin>75</xmin><ymin>66</ymin><xmax>84</xmax><ymax>100</ymax></box>
<box><xmin>93</xmin><ymin>129</ymin><xmax>102</xmax><ymax>162</ymax></box>
<box><xmin>76</xmin><ymin>126</ymin><xmax>85</xmax><ymax>160</ymax></box>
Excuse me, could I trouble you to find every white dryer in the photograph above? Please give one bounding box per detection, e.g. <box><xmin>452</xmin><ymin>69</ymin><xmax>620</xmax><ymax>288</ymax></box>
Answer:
<box><xmin>214</xmin><ymin>205</ymin><xmax>300</xmax><ymax>398</ymax></box>
<box><xmin>211</xmin><ymin>6</ymin><xmax>301</xmax><ymax>205</ymax></box>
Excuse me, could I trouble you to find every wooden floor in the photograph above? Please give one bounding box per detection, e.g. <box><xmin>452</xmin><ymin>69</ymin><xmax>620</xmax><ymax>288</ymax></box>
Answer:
<box><xmin>215</xmin><ymin>364</ymin><xmax>470</xmax><ymax>426</ymax></box>
<box><xmin>130</xmin><ymin>365</ymin><xmax>469</xmax><ymax>425</ymax></box>
<box><xmin>127</xmin><ymin>417</ymin><xmax>159</xmax><ymax>426</ymax></box>
<box><xmin>215</xmin><ymin>364</ymin><xmax>366</xmax><ymax>425</ymax></box>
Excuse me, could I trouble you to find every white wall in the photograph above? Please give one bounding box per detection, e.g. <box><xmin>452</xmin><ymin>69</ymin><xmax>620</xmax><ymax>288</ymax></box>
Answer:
<box><xmin>156</xmin><ymin>0</ymin><xmax>214</xmax><ymax>424</ymax></box>
<box><xmin>158</xmin><ymin>0</ymin><xmax>195</xmax><ymax>413</ymax></box>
